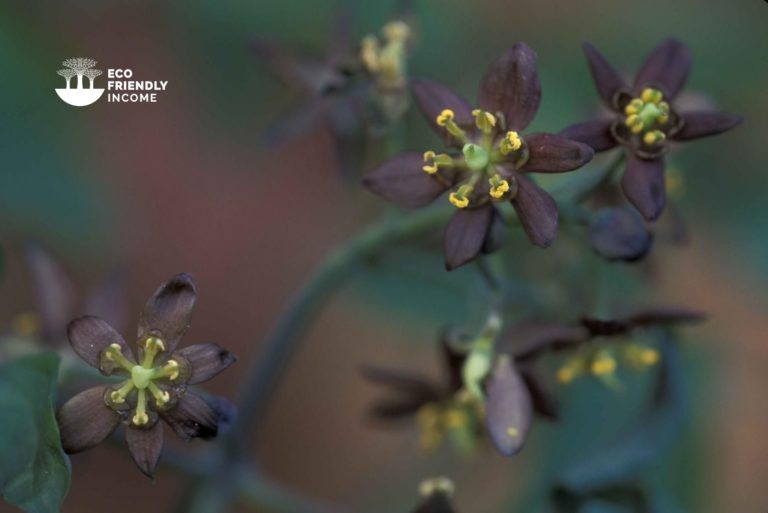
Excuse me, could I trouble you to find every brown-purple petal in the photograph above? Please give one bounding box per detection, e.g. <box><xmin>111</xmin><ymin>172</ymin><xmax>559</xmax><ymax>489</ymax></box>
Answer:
<box><xmin>522</xmin><ymin>133</ymin><xmax>594</xmax><ymax>173</ymax></box>
<box><xmin>478</xmin><ymin>42</ymin><xmax>541</xmax><ymax>131</ymax></box>
<box><xmin>443</xmin><ymin>204</ymin><xmax>494</xmax><ymax>271</ymax></box>
<box><xmin>582</xmin><ymin>42</ymin><xmax>628</xmax><ymax>107</ymax></box>
<box><xmin>138</xmin><ymin>273</ymin><xmax>196</xmax><ymax>353</ymax></box>
<box><xmin>511</xmin><ymin>173</ymin><xmax>559</xmax><ymax>247</ymax></box>
<box><xmin>161</xmin><ymin>392</ymin><xmax>219</xmax><ymax>442</ymax></box>
<box><xmin>484</xmin><ymin>356</ymin><xmax>532</xmax><ymax>456</ymax></box>
<box><xmin>175</xmin><ymin>343</ymin><xmax>237</xmax><ymax>385</ymax></box>
<box><xmin>559</xmin><ymin>119</ymin><xmax>618</xmax><ymax>153</ymax></box>
<box><xmin>410</xmin><ymin>79</ymin><xmax>474</xmax><ymax>138</ymax></box>
<box><xmin>68</xmin><ymin>316</ymin><xmax>132</xmax><ymax>371</ymax></box>
<box><xmin>481</xmin><ymin>208</ymin><xmax>507</xmax><ymax>255</ymax></box>
<box><xmin>621</xmin><ymin>155</ymin><xmax>666</xmax><ymax>221</ymax></box>
<box><xmin>57</xmin><ymin>386</ymin><xmax>121</xmax><ymax>453</ymax></box>
<box><xmin>23</xmin><ymin>241</ymin><xmax>76</xmax><ymax>343</ymax></box>
<box><xmin>633</xmin><ymin>38</ymin><xmax>691</xmax><ymax>99</ymax></box>
<box><xmin>362</xmin><ymin>152</ymin><xmax>450</xmax><ymax>209</ymax></box>
<box><xmin>588</xmin><ymin>207</ymin><xmax>653</xmax><ymax>262</ymax></box>
<box><xmin>673</xmin><ymin>110</ymin><xmax>743</xmax><ymax>141</ymax></box>
<box><xmin>126</xmin><ymin>422</ymin><xmax>164</xmax><ymax>478</ymax></box>
<box><xmin>628</xmin><ymin>307</ymin><xmax>707</xmax><ymax>327</ymax></box>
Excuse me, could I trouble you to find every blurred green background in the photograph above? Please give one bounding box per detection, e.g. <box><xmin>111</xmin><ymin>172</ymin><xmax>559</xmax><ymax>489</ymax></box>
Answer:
<box><xmin>0</xmin><ymin>0</ymin><xmax>765</xmax><ymax>512</ymax></box>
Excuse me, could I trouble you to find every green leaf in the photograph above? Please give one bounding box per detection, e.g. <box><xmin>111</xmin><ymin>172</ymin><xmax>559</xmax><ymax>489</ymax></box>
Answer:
<box><xmin>0</xmin><ymin>353</ymin><xmax>70</xmax><ymax>513</ymax></box>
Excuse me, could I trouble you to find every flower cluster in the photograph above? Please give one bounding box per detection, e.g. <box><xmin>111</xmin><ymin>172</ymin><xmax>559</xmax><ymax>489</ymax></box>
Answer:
<box><xmin>364</xmin><ymin>43</ymin><xmax>595</xmax><ymax>270</ymax></box>
<box><xmin>561</xmin><ymin>39</ymin><xmax>742</xmax><ymax>221</ymax></box>
<box><xmin>57</xmin><ymin>274</ymin><xmax>237</xmax><ymax>477</ymax></box>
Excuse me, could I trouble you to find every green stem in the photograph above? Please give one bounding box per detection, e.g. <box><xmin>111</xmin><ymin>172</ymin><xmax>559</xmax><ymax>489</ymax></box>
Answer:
<box><xmin>228</xmin><ymin>207</ymin><xmax>453</xmax><ymax>455</ymax></box>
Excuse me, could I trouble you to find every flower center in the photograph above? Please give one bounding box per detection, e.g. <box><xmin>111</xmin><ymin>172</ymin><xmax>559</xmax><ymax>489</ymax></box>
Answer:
<box><xmin>623</xmin><ymin>88</ymin><xmax>670</xmax><ymax>145</ymax></box>
<box><xmin>102</xmin><ymin>334</ymin><xmax>184</xmax><ymax>427</ymax></box>
<box><xmin>423</xmin><ymin>107</ymin><xmax>527</xmax><ymax>209</ymax></box>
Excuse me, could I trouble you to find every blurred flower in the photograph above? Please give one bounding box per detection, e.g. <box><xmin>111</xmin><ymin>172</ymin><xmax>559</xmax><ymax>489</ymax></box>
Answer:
<box><xmin>362</xmin><ymin>315</ymin><xmax>555</xmax><ymax>457</ymax></box>
<box><xmin>57</xmin><ymin>274</ymin><xmax>237</xmax><ymax>477</ymax></box>
<box><xmin>561</xmin><ymin>39</ymin><xmax>742</xmax><ymax>221</ymax></box>
<box><xmin>252</xmin><ymin>8</ymin><xmax>414</xmax><ymax>179</ymax></box>
<box><xmin>413</xmin><ymin>477</ymin><xmax>456</xmax><ymax>513</ymax></box>
<box><xmin>363</xmin><ymin>43</ymin><xmax>594</xmax><ymax>270</ymax></box>
<box><xmin>588</xmin><ymin>206</ymin><xmax>653</xmax><ymax>262</ymax></box>
<box><xmin>0</xmin><ymin>242</ymin><xmax>125</xmax><ymax>363</ymax></box>
<box><xmin>510</xmin><ymin>306</ymin><xmax>706</xmax><ymax>388</ymax></box>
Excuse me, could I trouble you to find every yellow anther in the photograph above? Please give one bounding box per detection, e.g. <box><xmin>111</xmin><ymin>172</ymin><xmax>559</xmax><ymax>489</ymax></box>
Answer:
<box><xmin>641</xmin><ymin>88</ymin><xmax>663</xmax><ymax>104</ymax></box>
<box><xmin>133</xmin><ymin>411</ymin><xmax>149</xmax><ymax>426</ymax></box>
<box><xmin>422</xmin><ymin>151</ymin><xmax>438</xmax><ymax>174</ymax></box>
<box><xmin>624</xmin><ymin>99</ymin><xmax>643</xmax><ymax>115</ymax></box>
<box><xmin>590</xmin><ymin>355</ymin><xmax>617</xmax><ymax>376</ymax></box>
<box><xmin>472</xmin><ymin>109</ymin><xmax>496</xmax><ymax>133</ymax></box>
<box><xmin>489</xmin><ymin>176</ymin><xmax>510</xmax><ymax>199</ymax></box>
<box><xmin>625</xmin><ymin>114</ymin><xmax>640</xmax><ymax>127</ymax></box>
<box><xmin>444</xmin><ymin>408</ymin><xmax>468</xmax><ymax>428</ymax></box>
<box><xmin>160</xmin><ymin>359</ymin><xmax>180</xmax><ymax>380</ymax></box>
<box><xmin>499</xmin><ymin>131</ymin><xmax>522</xmax><ymax>155</ymax></box>
<box><xmin>109</xmin><ymin>381</ymin><xmax>135</xmax><ymax>405</ymax></box>
<box><xmin>449</xmin><ymin>192</ymin><xmax>469</xmax><ymax>208</ymax></box>
<box><xmin>12</xmin><ymin>312</ymin><xmax>41</xmax><ymax>337</ymax></box>
<box><xmin>436</xmin><ymin>109</ymin><xmax>455</xmax><ymax>126</ymax></box>
<box><xmin>103</xmin><ymin>343</ymin><xmax>135</xmax><ymax>372</ymax></box>
<box><xmin>630</xmin><ymin>122</ymin><xmax>645</xmax><ymax>134</ymax></box>
<box><xmin>506</xmin><ymin>426</ymin><xmax>519</xmax><ymax>438</ymax></box>
<box><xmin>148</xmin><ymin>382</ymin><xmax>170</xmax><ymax>406</ymax></box>
<box><xmin>360</xmin><ymin>35</ymin><xmax>380</xmax><ymax>72</ymax></box>
<box><xmin>132</xmin><ymin>389</ymin><xmax>149</xmax><ymax>426</ymax></box>
<box><xmin>382</xmin><ymin>20</ymin><xmax>410</xmax><ymax>42</ymax></box>
<box><xmin>638</xmin><ymin>348</ymin><xmax>660</xmax><ymax>366</ymax></box>
<box><xmin>557</xmin><ymin>366</ymin><xmax>577</xmax><ymax>384</ymax></box>
<box><xmin>643</xmin><ymin>130</ymin><xmax>666</xmax><ymax>145</ymax></box>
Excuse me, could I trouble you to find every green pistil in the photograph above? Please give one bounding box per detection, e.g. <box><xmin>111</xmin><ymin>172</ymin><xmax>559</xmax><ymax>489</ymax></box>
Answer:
<box><xmin>638</xmin><ymin>102</ymin><xmax>663</xmax><ymax>129</ymax></box>
<box><xmin>462</xmin><ymin>143</ymin><xmax>490</xmax><ymax>172</ymax></box>
<box><xmin>131</xmin><ymin>365</ymin><xmax>155</xmax><ymax>389</ymax></box>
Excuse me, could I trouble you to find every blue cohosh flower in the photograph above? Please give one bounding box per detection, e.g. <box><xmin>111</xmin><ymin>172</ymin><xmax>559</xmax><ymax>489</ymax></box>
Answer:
<box><xmin>561</xmin><ymin>39</ymin><xmax>742</xmax><ymax>221</ymax></box>
<box><xmin>363</xmin><ymin>42</ymin><xmax>594</xmax><ymax>270</ymax></box>
<box><xmin>56</xmin><ymin>274</ymin><xmax>237</xmax><ymax>477</ymax></box>
<box><xmin>362</xmin><ymin>320</ymin><xmax>555</xmax><ymax>458</ymax></box>
<box><xmin>510</xmin><ymin>306</ymin><xmax>706</xmax><ymax>388</ymax></box>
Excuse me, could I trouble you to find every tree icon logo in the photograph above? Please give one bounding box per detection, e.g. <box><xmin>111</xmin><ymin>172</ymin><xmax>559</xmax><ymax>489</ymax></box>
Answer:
<box><xmin>55</xmin><ymin>57</ymin><xmax>104</xmax><ymax>107</ymax></box>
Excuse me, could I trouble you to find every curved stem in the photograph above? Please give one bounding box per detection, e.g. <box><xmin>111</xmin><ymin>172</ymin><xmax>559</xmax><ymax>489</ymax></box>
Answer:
<box><xmin>228</xmin><ymin>207</ymin><xmax>453</xmax><ymax>455</ymax></box>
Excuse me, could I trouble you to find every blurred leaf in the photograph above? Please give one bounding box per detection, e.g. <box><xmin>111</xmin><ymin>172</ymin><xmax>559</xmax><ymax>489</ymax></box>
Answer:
<box><xmin>0</xmin><ymin>353</ymin><xmax>70</xmax><ymax>513</ymax></box>
<box><xmin>559</xmin><ymin>335</ymin><xmax>686</xmax><ymax>493</ymax></box>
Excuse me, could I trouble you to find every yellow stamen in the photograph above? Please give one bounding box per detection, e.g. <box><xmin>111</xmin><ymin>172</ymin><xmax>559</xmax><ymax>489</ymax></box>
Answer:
<box><xmin>104</xmin><ymin>343</ymin><xmax>135</xmax><ymax>372</ymax></box>
<box><xmin>499</xmin><ymin>131</ymin><xmax>522</xmax><ymax>155</ymax></box>
<box><xmin>641</xmin><ymin>88</ymin><xmax>663</xmax><ymax>104</ymax></box>
<box><xmin>148</xmin><ymin>382</ymin><xmax>170</xmax><ymax>406</ymax></box>
<box><xmin>449</xmin><ymin>193</ymin><xmax>469</xmax><ymax>208</ymax></box>
<box><xmin>443</xmin><ymin>408</ymin><xmax>468</xmax><ymax>428</ymax></box>
<box><xmin>156</xmin><ymin>359</ymin><xmax>180</xmax><ymax>381</ymax></box>
<box><xmin>360</xmin><ymin>35</ymin><xmax>380</xmax><ymax>72</ymax></box>
<box><xmin>436</xmin><ymin>109</ymin><xmax>454</xmax><ymax>126</ymax></box>
<box><xmin>132</xmin><ymin>389</ymin><xmax>149</xmax><ymax>426</ymax></box>
<box><xmin>639</xmin><ymin>348</ymin><xmax>660</xmax><ymax>365</ymax></box>
<box><xmin>141</xmin><ymin>335</ymin><xmax>166</xmax><ymax>368</ymax></box>
<box><xmin>590</xmin><ymin>354</ymin><xmax>617</xmax><ymax>376</ymax></box>
<box><xmin>630</xmin><ymin>123</ymin><xmax>645</xmax><ymax>134</ymax></box>
<box><xmin>109</xmin><ymin>381</ymin><xmax>135</xmax><ymax>405</ymax></box>
<box><xmin>472</xmin><ymin>109</ymin><xmax>496</xmax><ymax>133</ymax></box>
<box><xmin>382</xmin><ymin>20</ymin><xmax>410</xmax><ymax>42</ymax></box>
<box><xmin>489</xmin><ymin>175</ymin><xmax>510</xmax><ymax>199</ymax></box>
<box><xmin>643</xmin><ymin>130</ymin><xmax>666</xmax><ymax>145</ymax></box>
<box><xmin>12</xmin><ymin>312</ymin><xmax>41</xmax><ymax>337</ymax></box>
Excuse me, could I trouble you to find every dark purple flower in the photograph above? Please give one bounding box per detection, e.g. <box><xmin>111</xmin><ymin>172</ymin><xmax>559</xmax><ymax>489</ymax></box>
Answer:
<box><xmin>508</xmin><ymin>306</ymin><xmax>706</xmax><ymax>385</ymax></box>
<box><xmin>361</xmin><ymin>332</ymin><xmax>551</xmax><ymax>456</ymax></box>
<box><xmin>561</xmin><ymin>39</ymin><xmax>742</xmax><ymax>221</ymax></box>
<box><xmin>364</xmin><ymin>43</ymin><xmax>593</xmax><ymax>270</ymax></box>
<box><xmin>56</xmin><ymin>274</ymin><xmax>237</xmax><ymax>477</ymax></box>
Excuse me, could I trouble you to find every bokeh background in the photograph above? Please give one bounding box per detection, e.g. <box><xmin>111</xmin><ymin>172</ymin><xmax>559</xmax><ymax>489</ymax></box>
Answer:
<box><xmin>0</xmin><ymin>0</ymin><xmax>765</xmax><ymax>512</ymax></box>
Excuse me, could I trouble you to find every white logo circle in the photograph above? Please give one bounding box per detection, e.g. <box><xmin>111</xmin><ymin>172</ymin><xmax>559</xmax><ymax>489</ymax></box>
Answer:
<box><xmin>55</xmin><ymin>57</ymin><xmax>104</xmax><ymax>107</ymax></box>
